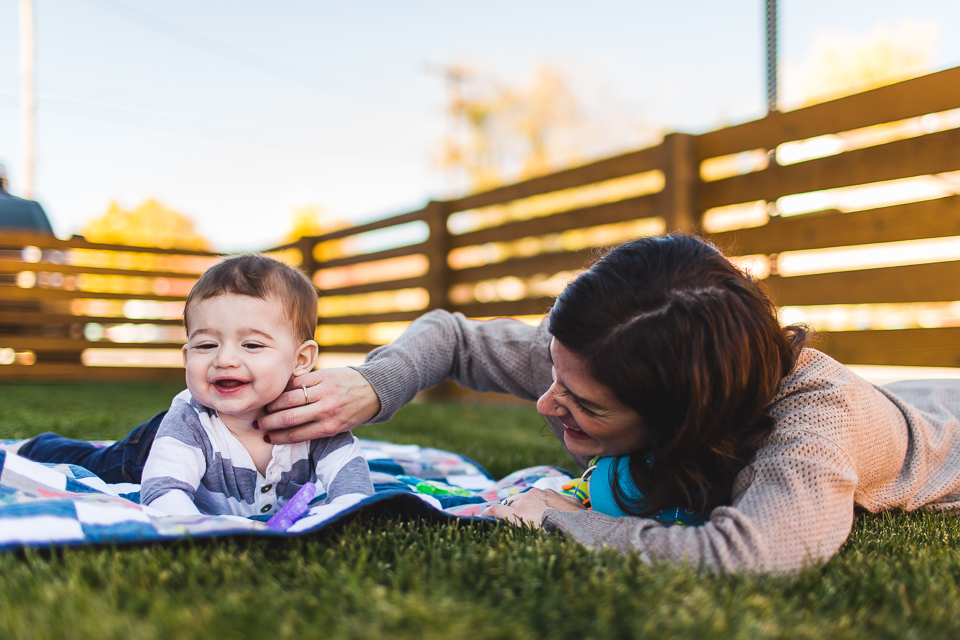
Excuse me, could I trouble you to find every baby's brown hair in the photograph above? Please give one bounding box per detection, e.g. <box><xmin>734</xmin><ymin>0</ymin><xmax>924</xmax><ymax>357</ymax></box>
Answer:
<box><xmin>184</xmin><ymin>254</ymin><xmax>318</xmax><ymax>344</ymax></box>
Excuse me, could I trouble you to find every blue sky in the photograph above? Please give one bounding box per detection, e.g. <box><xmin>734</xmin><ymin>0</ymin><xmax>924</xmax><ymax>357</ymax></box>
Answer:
<box><xmin>1</xmin><ymin>0</ymin><xmax>959</xmax><ymax>251</ymax></box>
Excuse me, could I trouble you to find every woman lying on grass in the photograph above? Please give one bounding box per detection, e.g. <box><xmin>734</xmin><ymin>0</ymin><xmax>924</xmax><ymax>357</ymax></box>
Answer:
<box><xmin>21</xmin><ymin>233</ymin><xmax>960</xmax><ymax>573</ymax></box>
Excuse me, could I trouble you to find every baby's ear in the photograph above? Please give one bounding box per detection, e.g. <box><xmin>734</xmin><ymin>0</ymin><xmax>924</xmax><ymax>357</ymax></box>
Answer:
<box><xmin>294</xmin><ymin>340</ymin><xmax>319</xmax><ymax>375</ymax></box>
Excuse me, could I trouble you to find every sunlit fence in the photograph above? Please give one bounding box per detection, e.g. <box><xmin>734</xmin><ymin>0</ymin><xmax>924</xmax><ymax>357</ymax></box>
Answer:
<box><xmin>0</xmin><ymin>232</ymin><xmax>218</xmax><ymax>380</ymax></box>
<box><xmin>301</xmin><ymin>65</ymin><xmax>960</xmax><ymax>371</ymax></box>
<box><xmin>701</xmin><ymin>66</ymin><xmax>960</xmax><ymax>368</ymax></box>
<box><xmin>3</xmin><ymin>65</ymin><xmax>960</xmax><ymax>382</ymax></box>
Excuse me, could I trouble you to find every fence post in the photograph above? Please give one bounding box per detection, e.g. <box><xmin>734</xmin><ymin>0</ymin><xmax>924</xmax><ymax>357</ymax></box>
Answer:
<box><xmin>423</xmin><ymin>199</ymin><xmax>455</xmax><ymax>401</ymax></box>
<box><xmin>297</xmin><ymin>235</ymin><xmax>319</xmax><ymax>281</ymax></box>
<box><xmin>423</xmin><ymin>200</ymin><xmax>450</xmax><ymax>311</ymax></box>
<box><xmin>659</xmin><ymin>132</ymin><xmax>700</xmax><ymax>233</ymax></box>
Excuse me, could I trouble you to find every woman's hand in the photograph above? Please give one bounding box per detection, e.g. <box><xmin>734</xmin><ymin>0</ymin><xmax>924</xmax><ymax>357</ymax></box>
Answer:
<box><xmin>257</xmin><ymin>367</ymin><xmax>381</xmax><ymax>444</ymax></box>
<box><xmin>481</xmin><ymin>488</ymin><xmax>587</xmax><ymax>528</ymax></box>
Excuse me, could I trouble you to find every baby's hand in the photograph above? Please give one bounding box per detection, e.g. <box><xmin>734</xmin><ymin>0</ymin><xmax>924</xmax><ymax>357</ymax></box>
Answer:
<box><xmin>257</xmin><ymin>367</ymin><xmax>381</xmax><ymax>444</ymax></box>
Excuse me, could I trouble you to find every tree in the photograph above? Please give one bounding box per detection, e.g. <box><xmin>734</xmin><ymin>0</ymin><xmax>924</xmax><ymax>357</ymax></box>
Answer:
<box><xmin>82</xmin><ymin>199</ymin><xmax>210</xmax><ymax>250</ymax></box>
<box><xmin>284</xmin><ymin>204</ymin><xmax>327</xmax><ymax>243</ymax></box>
<box><xmin>790</xmin><ymin>23</ymin><xmax>935</xmax><ymax>107</ymax></box>
<box><xmin>437</xmin><ymin>64</ymin><xmax>659</xmax><ymax>194</ymax></box>
<box><xmin>282</xmin><ymin>203</ymin><xmax>357</xmax><ymax>261</ymax></box>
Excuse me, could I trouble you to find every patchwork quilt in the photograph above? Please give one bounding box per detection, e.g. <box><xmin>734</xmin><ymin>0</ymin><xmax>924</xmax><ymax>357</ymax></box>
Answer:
<box><xmin>0</xmin><ymin>439</ymin><xmax>577</xmax><ymax>551</ymax></box>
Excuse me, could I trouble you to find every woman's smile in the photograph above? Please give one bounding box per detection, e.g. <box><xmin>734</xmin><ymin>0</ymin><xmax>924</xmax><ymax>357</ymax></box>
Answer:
<box><xmin>561</xmin><ymin>419</ymin><xmax>594</xmax><ymax>441</ymax></box>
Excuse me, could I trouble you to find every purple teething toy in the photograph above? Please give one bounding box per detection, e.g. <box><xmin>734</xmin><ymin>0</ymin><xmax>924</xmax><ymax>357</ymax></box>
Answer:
<box><xmin>265</xmin><ymin>482</ymin><xmax>317</xmax><ymax>531</ymax></box>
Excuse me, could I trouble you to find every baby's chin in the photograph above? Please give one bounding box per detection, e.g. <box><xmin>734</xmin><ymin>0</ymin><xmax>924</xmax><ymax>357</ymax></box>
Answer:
<box><xmin>218</xmin><ymin>407</ymin><xmax>266</xmax><ymax>421</ymax></box>
<box><xmin>189</xmin><ymin>389</ymin><xmax>268</xmax><ymax>421</ymax></box>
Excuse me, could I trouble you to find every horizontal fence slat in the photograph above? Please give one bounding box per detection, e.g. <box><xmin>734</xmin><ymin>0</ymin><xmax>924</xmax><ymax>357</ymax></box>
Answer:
<box><xmin>709</xmin><ymin>196</ymin><xmax>960</xmax><ymax>255</ymax></box>
<box><xmin>0</xmin><ymin>259</ymin><xmax>203</xmax><ymax>279</ymax></box>
<box><xmin>449</xmin><ymin>196</ymin><xmax>661</xmax><ymax>248</ymax></box>
<box><xmin>0</xmin><ymin>232</ymin><xmax>221</xmax><ymax>257</ymax></box>
<box><xmin>700</xmin><ymin>126</ymin><xmax>960</xmax><ymax>210</ymax></box>
<box><xmin>420</xmin><ymin>380</ymin><xmax>536</xmax><ymax>407</ymax></box>
<box><xmin>0</xmin><ymin>286</ymin><xmax>186</xmax><ymax>303</ymax></box>
<box><xmin>300</xmin><ymin>209</ymin><xmax>426</xmax><ymax>245</ymax></box>
<box><xmin>0</xmin><ymin>311</ymin><xmax>183</xmax><ymax>326</ymax></box>
<box><xmin>449</xmin><ymin>250</ymin><xmax>597</xmax><ymax>284</ymax></box>
<box><xmin>316</xmin><ymin>243</ymin><xmax>428</xmax><ymax>271</ymax></box>
<box><xmin>452</xmin><ymin>298</ymin><xmax>555</xmax><ymax>318</ymax></box>
<box><xmin>0</xmin><ymin>337</ymin><xmax>183</xmax><ymax>351</ymax></box>
<box><xmin>317</xmin><ymin>310</ymin><xmax>427</xmax><ymax>325</ymax></box>
<box><xmin>0</xmin><ymin>364</ymin><xmax>184</xmax><ymax>381</ymax></box>
<box><xmin>320</xmin><ymin>276</ymin><xmax>430</xmax><ymax>297</ymax></box>
<box><xmin>815</xmin><ymin>327</ymin><xmax>960</xmax><ymax>368</ymax></box>
<box><xmin>697</xmin><ymin>66</ymin><xmax>960</xmax><ymax>159</ymax></box>
<box><xmin>317</xmin><ymin>343</ymin><xmax>382</xmax><ymax>353</ymax></box>
<box><xmin>766</xmin><ymin>261</ymin><xmax>960</xmax><ymax>306</ymax></box>
<box><xmin>446</xmin><ymin>146</ymin><xmax>662</xmax><ymax>212</ymax></box>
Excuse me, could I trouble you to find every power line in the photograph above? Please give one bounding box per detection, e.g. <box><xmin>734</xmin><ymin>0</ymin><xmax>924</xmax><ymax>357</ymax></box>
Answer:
<box><xmin>78</xmin><ymin>0</ymin><xmax>419</xmax><ymax>111</ymax></box>
<box><xmin>0</xmin><ymin>92</ymin><xmax>293</xmax><ymax>145</ymax></box>
<box><xmin>81</xmin><ymin>0</ymin><xmax>315</xmax><ymax>87</ymax></box>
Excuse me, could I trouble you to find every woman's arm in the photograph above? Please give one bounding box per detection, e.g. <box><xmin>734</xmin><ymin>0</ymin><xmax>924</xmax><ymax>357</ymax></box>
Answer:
<box><xmin>261</xmin><ymin>310</ymin><xmax>552</xmax><ymax>443</ymax></box>
<box><xmin>357</xmin><ymin>309</ymin><xmax>551</xmax><ymax>422</ymax></box>
<box><xmin>535</xmin><ymin>430</ymin><xmax>859</xmax><ymax>573</ymax></box>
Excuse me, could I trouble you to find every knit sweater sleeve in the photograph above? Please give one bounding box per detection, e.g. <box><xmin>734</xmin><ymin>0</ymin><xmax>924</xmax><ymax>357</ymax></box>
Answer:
<box><xmin>352</xmin><ymin>309</ymin><xmax>552</xmax><ymax>423</ymax></box>
<box><xmin>542</xmin><ymin>426</ymin><xmax>859</xmax><ymax>573</ymax></box>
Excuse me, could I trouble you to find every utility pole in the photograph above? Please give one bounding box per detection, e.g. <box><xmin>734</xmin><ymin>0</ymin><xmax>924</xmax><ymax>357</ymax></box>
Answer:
<box><xmin>765</xmin><ymin>0</ymin><xmax>779</xmax><ymax>113</ymax></box>
<box><xmin>20</xmin><ymin>0</ymin><xmax>36</xmax><ymax>198</ymax></box>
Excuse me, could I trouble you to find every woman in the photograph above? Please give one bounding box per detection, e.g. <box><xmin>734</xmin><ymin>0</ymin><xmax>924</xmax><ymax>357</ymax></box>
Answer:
<box><xmin>20</xmin><ymin>234</ymin><xmax>960</xmax><ymax>572</ymax></box>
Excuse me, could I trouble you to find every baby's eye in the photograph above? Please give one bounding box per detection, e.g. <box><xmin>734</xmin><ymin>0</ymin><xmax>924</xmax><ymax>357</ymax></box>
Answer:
<box><xmin>193</xmin><ymin>343</ymin><xmax>216</xmax><ymax>351</ymax></box>
<box><xmin>243</xmin><ymin>343</ymin><xmax>265</xmax><ymax>350</ymax></box>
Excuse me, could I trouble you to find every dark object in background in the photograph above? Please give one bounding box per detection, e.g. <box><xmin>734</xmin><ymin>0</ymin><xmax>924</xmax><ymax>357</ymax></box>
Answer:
<box><xmin>0</xmin><ymin>164</ymin><xmax>53</xmax><ymax>236</ymax></box>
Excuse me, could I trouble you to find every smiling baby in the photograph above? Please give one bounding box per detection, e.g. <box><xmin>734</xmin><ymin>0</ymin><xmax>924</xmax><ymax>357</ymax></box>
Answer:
<box><xmin>139</xmin><ymin>254</ymin><xmax>373</xmax><ymax>517</ymax></box>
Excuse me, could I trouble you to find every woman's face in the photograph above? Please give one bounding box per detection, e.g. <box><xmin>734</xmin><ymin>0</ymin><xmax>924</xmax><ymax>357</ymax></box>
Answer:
<box><xmin>536</xmin><ymin>338</ymin><xmax>648</xmax><ymax>459</ymax></box>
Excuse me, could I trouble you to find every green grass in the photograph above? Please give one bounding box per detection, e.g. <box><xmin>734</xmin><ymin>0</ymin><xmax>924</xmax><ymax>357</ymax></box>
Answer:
<box><xmin>3</xmin><ymin>384</ymin><xmax>960</xmax><ymax>639</ymax></box>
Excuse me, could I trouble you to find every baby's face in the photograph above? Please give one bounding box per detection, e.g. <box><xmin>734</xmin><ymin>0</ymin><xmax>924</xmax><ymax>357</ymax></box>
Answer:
<box><xmin>182</xmin><ymin>293</ymin><xmax>314</xmax><ymax>422</ymax></box>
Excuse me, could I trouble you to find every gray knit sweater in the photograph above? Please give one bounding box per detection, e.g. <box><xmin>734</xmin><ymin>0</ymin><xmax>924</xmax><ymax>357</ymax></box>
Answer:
<box><xmin>354</xmin><ymin>310</ymin><xmax>960</xmax><ymax>573</ymax></box>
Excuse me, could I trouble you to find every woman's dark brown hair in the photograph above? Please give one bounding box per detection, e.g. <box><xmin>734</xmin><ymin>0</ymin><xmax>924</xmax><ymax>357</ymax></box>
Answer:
<box><xmin>548</xmin><ymin>233</ymin><xmax>809</xmax><ymax>516</ymax></box>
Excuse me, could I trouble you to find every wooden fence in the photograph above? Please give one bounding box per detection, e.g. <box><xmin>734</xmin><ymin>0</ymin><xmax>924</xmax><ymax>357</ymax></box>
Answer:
<box><xmin>0</xmin><ymin>232</ymin><xmax>221</xmax><ymax>380</ymax></box>
<box><xmin>2</xmin><ymin>65</ymin><xmax>960</xmax><ymax>383</ymax></box>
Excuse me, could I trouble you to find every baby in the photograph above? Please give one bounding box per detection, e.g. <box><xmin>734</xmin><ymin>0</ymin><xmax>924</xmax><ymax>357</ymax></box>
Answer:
<box><xmin>140</xmin><ymin>254</ymin><xmax>373</xmax><ymax>517</ymax></box>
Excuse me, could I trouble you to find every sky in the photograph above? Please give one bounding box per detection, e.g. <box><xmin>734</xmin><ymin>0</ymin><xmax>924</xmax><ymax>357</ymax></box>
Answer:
<box><xmin>2</xmin><ymin>0</ymin><xmax>960</xmax><ymax>252</ymax></box>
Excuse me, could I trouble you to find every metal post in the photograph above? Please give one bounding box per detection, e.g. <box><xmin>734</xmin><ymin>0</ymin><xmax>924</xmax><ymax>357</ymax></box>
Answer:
<box><xmin>766</xmin><ymin>0</ymin><xmax>779</xmax><ymax>113</ymax></box>
<box><xmin>20</xmin><ymin>0</ymin><xmax>36</xmax><ymax>198</ymax></box>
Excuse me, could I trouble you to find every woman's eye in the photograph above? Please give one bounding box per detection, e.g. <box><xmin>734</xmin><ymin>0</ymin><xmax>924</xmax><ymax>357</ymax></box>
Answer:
<box><xmin>574</xmin><ymin>399</ymin><xmax>595</xmax><ymax>415</ymax></box>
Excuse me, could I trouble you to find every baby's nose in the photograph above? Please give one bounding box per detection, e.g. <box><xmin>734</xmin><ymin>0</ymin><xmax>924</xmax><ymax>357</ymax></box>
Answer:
<box><xmin>214</xmin><ymin>344</ymin><xmax>242</xmax><ymax>367</ymax></box>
